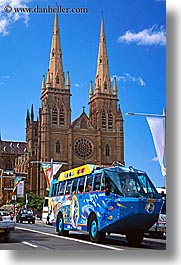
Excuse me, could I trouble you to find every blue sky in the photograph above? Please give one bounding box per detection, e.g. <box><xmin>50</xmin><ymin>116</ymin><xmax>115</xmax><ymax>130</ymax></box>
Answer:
<box><xmin>0</xmin><ymin>0</ymin><xmax>166</xmax><ymax>187</ymax></box>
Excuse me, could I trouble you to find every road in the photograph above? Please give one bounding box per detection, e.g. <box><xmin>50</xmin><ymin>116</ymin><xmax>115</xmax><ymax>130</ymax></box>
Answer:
<box><xmin>0</xmin><ymin>220</ymin><xmax>166</xmax><ymax>250</ymax></box>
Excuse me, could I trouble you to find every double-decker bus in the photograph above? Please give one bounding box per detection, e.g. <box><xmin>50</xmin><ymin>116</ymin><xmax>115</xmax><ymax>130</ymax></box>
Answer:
<box><xmin>48</xmin><ymin>163</ymin><xmax>163</xmax><ymax>246</ymax></box>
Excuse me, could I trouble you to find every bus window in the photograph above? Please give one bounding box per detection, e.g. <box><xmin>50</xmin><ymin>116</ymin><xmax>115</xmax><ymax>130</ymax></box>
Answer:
<box><xmin>59</xmin><ymin>181</ymin><xmax>66</xmax><ymax>195</ymax></box>
<box><xmin>65</xmin><ymin>180</ymin><xmax>72</xmax><ymax>195</ymax></box>
<box><xmin>72</xmin><ymin>179</ymin><xmax>78</xmax><ymax>194</ymax></box>
<box><xmin>78</xmin><ymin>177</ymin><xmax>86</xmax><ymax>193</ymax></box>
<box><xmin>93</xmin><ymin>174</ymin><xmax>101</xmax><ymax>191</ymax></box>
<box><xmin>85</xmin><ymin>175</ymin><xmax>93</xmax><ymax>192</ymax></box>
<box><xmin>52</xmin><ymin>183</ymin><xmax>58</xmax><ymax>196</ymax></box>
<box><xmin>103</xmin><ymin>173</ymin><xmax>120</xmax><ymax>195</ymax></box>
<box><xmin>57</xmin><ymin>182</ymin><xmax>62</xmax><ymax>196</ymax></box>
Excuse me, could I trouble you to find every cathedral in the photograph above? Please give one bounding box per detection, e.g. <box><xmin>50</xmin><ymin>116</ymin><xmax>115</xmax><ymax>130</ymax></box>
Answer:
<box><xmin>14</xmin><ymin>13</ymin><xmax>124</xmax><ymax>197</ymax></box>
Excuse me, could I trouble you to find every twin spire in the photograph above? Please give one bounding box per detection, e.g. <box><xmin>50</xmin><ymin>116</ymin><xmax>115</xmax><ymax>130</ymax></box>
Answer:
<box><xmin>41</xmin><ymin>13</ymin><xmax>117</xmax><ymax>97</ymax></box>
<box><xmin>89</xmin><ymin>15</ymin><xmax>118</xmax><ymax>98</ymax></box>
<box><xmin>42</xmin><ymin>11</ymin><xmax>70</xmax><ymax>92</ymax></box>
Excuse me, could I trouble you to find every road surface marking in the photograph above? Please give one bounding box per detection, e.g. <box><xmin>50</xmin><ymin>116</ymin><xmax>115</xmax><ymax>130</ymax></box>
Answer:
<box><xmin>16</xmin><ymin>227</ymin><xmax>123</xmax><ymax>251</ymax></box>
<box><xmin>22</xmin><ymin>241</ymin><xmax>38</xmax><ymax>248</ymax></box>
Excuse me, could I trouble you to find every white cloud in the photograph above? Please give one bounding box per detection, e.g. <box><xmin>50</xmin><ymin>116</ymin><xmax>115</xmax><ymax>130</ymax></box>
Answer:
<box><xmin>118</xmin><ymin>25</ymin><xmax>166</xmax><ymax>46</ymax></box>
<box><xmin>0</xmin><ymin>0</ymin><xmax>31</xmax><ymax>36</ymax></box>
<box><xmin>111</xmin><ymin>73</ymin><xmax>146</xmax><ymax>87</ymax></box>
<box><xmin>74</xmin><ymin>83</ymin><xmax>81</xmax><ymax>87</ymax></box>
<box><xmin>0</xmin><ymin>75</ymin><xmax>10</xmax><ymax>86</ymax></box>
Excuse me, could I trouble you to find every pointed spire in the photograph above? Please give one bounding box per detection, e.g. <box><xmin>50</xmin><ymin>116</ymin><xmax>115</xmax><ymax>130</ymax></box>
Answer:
<box><xmin>26</xmin><ymin>109</ymin><xmax>30</xmax><ymax>122</ymax></box>
<box><xmin>113</xmin><ymin>77</ymin><xmax>117</xmax><ymax>95</ymax></box>
<box><xmin>53</xmin><ymin>9</ymin><xmax>59</xmax><ymax>34</ymax></box>
<box><xmin>95</xmin><ymin>15</ymin><xmax>112</xmax><ymax>95</ymax></box>
<box><xmin>41</xmin><ymin>75</ymin><xmax>46</xmax><ymax>92</ymax></box>
<box><xmin>100</xmin><ymin>14</ymin><xmax>105</xmax><ymax>40</ymax></box>
<box><xmin>66</xmin><ymin>71</ymin><xmax>70</xmax><ymax>89</ymax></box>
<box><xmin>46</xmin><ymin>69</ymin><xmax>51</xmax><ymax>86</ymax></box>
<box><xmin>89</xmin><ymin>81</ymin><xmax>93</xmax><ymax>98</ymax></box>
<box><xmin>48</xmin><ymin>12</ymin><xmax>64</xmax><ymax>89</ymax></box>
<box><xmin>31</xmin><ymin>104</ymin><xmax>34</xmax><ymax>121</ymax></box>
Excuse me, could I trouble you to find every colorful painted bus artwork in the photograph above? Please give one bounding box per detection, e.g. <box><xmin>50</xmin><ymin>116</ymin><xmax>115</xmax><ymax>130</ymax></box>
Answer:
<box><xmin>48</xmin><ymin>164</ymin><xmax>163</xmax><ymax>246</ymax></box>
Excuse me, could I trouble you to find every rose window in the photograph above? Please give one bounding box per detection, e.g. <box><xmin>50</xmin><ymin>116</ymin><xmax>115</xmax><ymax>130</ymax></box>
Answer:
<box><xmin>74</xmin><ymin>138</ymin><xmax>94</xmax><ymax>159</ymax></box>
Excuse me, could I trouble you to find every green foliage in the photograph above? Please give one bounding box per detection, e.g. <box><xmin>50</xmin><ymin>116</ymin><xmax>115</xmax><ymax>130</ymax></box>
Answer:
<box><xmin>17</xmin><ymin>197</ymin><xmax>25</xmax><ymax>208</ymax></box>
<box><xmin>27</xmin><ymin>192</ymin><xmax>44</xmax><ymax>211</ymax></box>
<box><xmin>17</xmin><ymin>192</ymin><xmax>44</xmax><ymax>211</ymax></box>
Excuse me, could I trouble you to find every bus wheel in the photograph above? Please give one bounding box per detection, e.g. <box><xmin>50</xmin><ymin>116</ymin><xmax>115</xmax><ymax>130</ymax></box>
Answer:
<box><xmin>126</xmin><ymin>232</ymin><xmax>144</xmax><ymax>247</ymax></box>
<box><xmin>89</xmin><ymin>215</ymin><xmax>105</xmax><ymax>243</ymax></box>
<box><xmin>57</xmin><ymin>213</ymin><xmax>69</xmax><ymax>236</ymax></box>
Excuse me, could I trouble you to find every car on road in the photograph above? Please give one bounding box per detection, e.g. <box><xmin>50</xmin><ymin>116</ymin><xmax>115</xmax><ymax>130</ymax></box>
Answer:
<box><xmin>148</xmin><ymin>197</ymin><xmax>166</xmax><ymax>238</ymax></box>
<box><xmin>16</xmin><ymin>209</ymin><xmax>35</xmax><ymax>224</ymax></box>
<box><xmin>0</xmin><ymin>209</ymin><xmax>15</xmax><ymax>241</ymax></box>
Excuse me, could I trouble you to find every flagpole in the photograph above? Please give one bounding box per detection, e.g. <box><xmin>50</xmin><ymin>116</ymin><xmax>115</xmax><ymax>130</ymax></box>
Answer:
<box><xmin>125</xmin><ymin>109</ymin><xmax>166</xmax><ymax>186</ymax></box>
<box><xmin>162</xmin><ymin>108</ymin><xmax>166</xmax><ymax>186</ymax></box>
<box><xmin>48</xmin><ymin>158</ymin><xmax>54</xmax><ymax>192</ymax></box>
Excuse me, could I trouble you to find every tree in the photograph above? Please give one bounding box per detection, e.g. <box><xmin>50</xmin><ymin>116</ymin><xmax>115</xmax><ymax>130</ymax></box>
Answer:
<box><xmin>17</xmin><ymin>192</ymin><xmax>44</xmax><ymax>211</ymax></box>
<box><xmin>27</xmin><ymin>192</ymin><xmax>44</xmax><ymax>211</ymax></box>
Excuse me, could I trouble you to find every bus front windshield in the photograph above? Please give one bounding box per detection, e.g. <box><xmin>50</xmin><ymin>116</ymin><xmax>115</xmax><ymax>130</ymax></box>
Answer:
<box><xmin>104</xmin><ymin>168</ymin><xmax>160</xmax><ymax>199</ymax></box>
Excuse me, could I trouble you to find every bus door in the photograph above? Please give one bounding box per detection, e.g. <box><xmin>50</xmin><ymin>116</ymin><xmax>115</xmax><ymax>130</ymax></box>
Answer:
<box><xmin>100</xmin><ymin>172</ymin><xmax>121</xmax><ymax>223</ymax></box>
<box><xmin>69</xmin><ymin>176</ymin><xmax>86</xmax><ymax>229</ymax></box>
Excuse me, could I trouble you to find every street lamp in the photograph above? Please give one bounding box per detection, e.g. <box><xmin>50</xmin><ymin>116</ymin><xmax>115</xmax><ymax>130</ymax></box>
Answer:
<box><xmin>125</xmin><ymin>111</ymin><xmax>166</xmax><ymax>118</ymax></box>
<box><xmin>125</xmin><ymin>109</ymin><xmax>166</xmax><ymax>181</ymax></box>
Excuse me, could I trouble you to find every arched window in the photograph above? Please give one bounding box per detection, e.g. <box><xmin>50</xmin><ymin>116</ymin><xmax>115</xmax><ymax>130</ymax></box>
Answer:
<box><xmin>52</xmin><ymin>48</ymin><xmax>55</xmax><ymax>57</ymax></box>
<box><xmin>80</xmin><ymin>118</ymin><xmax>87</xmax><ymax>129</ymax></box>
<box><xmin>52</xmin><ymin>106</ymin><xmax>58</xmax><ymax>126</ymax></box>
<box><xmin>105</xmin><ymin>144</ymin><xmax>110</xmax><ymax>157</ymax></box>
<box><xmin>104</xmin><ymin>81</ymin><xmax>107</xmax><ymax>90</ymax></box>
<box><xmin>6</xmin><ymin>159</ymin><xmax>12</xmax><ymax>169</ymax></box>
<box><xmin>56</xmin><ymin>140</ymin><xmax>61</xmax><ymax>153</ymax></box>
<box><xmin>102</xmin><ymin>111</ymin><xmax>106</xmax><ymax>129</ymax></box>
<box><xmin>56</xmin><ymin>76</ymin><xmax>59</xmax><ymax>84</ymax></box>
<box><xmin>59</xmin><ymin>105</ymin><xmax>65</xmax><ymax>125</ymax></box>
<box><xmin>108</xmin><ymin>111</ymin><xmax>113</xmax><ymax>129</ymax></box>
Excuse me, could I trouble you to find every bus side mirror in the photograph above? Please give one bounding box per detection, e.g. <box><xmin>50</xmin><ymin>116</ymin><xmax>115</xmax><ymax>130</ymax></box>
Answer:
<box><xmin>105</xmin><ymin>187</ymin><xmax>110</xmax><ymax>196</ymax></box>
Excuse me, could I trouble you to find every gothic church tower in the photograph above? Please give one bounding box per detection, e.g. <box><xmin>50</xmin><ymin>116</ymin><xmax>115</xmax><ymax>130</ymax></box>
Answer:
<box><xmin>89</xmin><ymin>16</ymin><xmax>124</xmax><ymax>165</ymax></box>
<box><xmin>39</xmin><ymin>12</ymin><xmax>71</xmax><ymax>193</ymax></box>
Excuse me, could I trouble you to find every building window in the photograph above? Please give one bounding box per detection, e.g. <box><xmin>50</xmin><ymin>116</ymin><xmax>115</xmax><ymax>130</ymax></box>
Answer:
<box><xmin>52</xmin><ymin>49</ymin><xmax>55</xmax><ymax>57</ymax></box>
<box><xmin>52</xmin><ymin>106</ymin><xmax>58</xmax><ymax>126</ymax></box>
<box><xmin>108</xmin><ymin>111</ymin><xmax>113</xmax><ymax>129</ymax></box>
<box><xmin>56</xmin><ymin>76</ymin><xmax>59</xmax><ymax>84</ymax></box>
<box><xmin>59</xmin><ymin>105</ymin><xmax>65</xmax><ymax>125</ymax></box>
<box><xmin>104</xmin><ymin>82</ymin><xmax>107</xmax><ymax>90</ymax></box>
<box><xmin>105</xmin><ymin>144</ymin><xmax>110</xmax><ymax>157</ymax></box>
<box><xmin>56</xmin><ymin>140</ymin><xmax>61</xmax><ymax>153</ymax></box>
<box><xmin>102</xmin><ymin>111</ymin><xmax>106</xmax><ymax>129</ymax></box>
<box><xmin>6</xmin><ymin>160</ymin><xmax>12</xmax><ymax>169</ymax></box>
<box><xmin>74</xmin><ymin>138</ymin><xmax>94</xmax><ymax>159</ymax></box>
<box><xmin>34</xmin><ymin>127</ymin><xmax>38</xmax><ymax>137</ymax></box>
<box><xmin>80</xmin><ymin>118</ymin><xmax>87</xmax><ymax>129</ymax></box>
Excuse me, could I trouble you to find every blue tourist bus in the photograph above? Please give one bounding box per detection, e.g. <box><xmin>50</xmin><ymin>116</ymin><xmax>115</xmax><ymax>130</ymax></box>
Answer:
<box><xmin>48</xmin><ymin>163</ymin><xmax>163</xmax><ymax>246</ymax></box>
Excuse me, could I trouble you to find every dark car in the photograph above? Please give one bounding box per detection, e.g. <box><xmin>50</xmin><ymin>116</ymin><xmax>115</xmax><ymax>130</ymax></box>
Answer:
<box><xmin>16</xmin><ymin>208</ymin><xmax>35</xmax><ymax>224</ymax></box>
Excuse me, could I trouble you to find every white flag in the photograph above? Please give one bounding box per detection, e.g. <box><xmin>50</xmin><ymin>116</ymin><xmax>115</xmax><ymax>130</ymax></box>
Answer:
<box><xmin>146</xmin><ymin>117</ymin><xmax>166</xmax><ymax>176</ymax></box>
<box><xmin>52</xmin><ymin>163</ymin><xmax>63</xmax><ymax>177</ymax></box>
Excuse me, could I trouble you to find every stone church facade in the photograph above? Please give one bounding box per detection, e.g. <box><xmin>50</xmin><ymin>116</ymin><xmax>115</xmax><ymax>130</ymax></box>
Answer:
<box><xmin>15</xmin><ymin>13</ymin><xmax>124</xmax><ymax>197</ymax></box>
